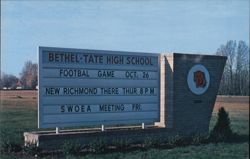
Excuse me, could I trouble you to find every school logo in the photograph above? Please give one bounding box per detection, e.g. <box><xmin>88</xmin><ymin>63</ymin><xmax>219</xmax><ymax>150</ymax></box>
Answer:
<box><xmin>187</xmin><ymin>64</ymin><xmax>210</xmax><ymax>95</ymax></box>
<box><xmin>194</xmin><ymin>71</ymin><xmax>206</xmax><ymax>88</ymax></box>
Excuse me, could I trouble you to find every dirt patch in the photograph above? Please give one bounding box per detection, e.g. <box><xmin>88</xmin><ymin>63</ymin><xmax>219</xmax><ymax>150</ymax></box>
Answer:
<box><xmin>214</xmin><ymin>96</ymin><xmax>249</xmax><ymax>115</ymax></box>
<box><xmin>0</xmin><ymin>90</ymin><xmax>249</xmax><ymax>113</ymax></box>
<box><xmin>216</xmin><ymin>96</ymin><xmax>249</xmax><ymax>103</ymax></box>
<box><xmin>0</xmin><ymin>90</ymin><xmax>37</xmax><ymax>109</ymax></box>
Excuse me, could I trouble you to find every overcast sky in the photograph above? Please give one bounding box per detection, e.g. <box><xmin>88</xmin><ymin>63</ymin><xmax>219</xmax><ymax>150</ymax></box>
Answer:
<box><xmin>1</xmin><ymin>0</ymin><xmax>249</xmax><ymax>76</ymax></box>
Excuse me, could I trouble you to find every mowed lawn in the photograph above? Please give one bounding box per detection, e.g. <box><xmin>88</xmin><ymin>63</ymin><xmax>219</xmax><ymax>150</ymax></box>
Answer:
<box><xmin>0</xmin><ymin>90</ymin><xmax>249</xmax><ymax>159</ymax></box>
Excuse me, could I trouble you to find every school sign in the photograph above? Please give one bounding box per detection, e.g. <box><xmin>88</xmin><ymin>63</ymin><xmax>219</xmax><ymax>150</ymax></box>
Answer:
<box><xmin>24</xmin><ymin>47</ymin><xmax>227</xmax><ymax>149</ymax></box>
<box><xmin>39</xmin><ymin>47</ymin><xmax>160</xmax><ymax>128</ymax></box>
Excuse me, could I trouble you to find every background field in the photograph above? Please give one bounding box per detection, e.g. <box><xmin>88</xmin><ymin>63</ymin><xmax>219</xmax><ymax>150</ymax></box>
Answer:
<box><xmin>0</xmin><ymin>90</ymin><xmax>249</xmax><ymax>159</ymax></box>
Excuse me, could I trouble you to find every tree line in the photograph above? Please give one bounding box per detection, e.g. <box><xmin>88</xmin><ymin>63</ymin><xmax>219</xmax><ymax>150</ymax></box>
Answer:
<box><xmin>216</xmin><ymin>40</ymin><xmax>249</xmax><ymax>96</ymax></box>
<box><xmin>0</xmin><ymin>61</ymin><xmax>38</xmax><ymax>89</ymax></box>
<box><xmin>0</xmin><ymin>40</ymin><xmax>249</xmax><ymax>95</ymax></box>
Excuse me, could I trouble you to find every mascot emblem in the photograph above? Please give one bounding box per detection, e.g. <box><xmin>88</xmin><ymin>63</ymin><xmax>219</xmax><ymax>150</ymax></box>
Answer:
<box><xmin>187</xmin><ymin>64</ymin><xmax>210</xmax><ymax>95</ymax></box>
<box><xmin>194</xmin><ymin>71</ymin><xmax>206</xmax><ymax>88</ymax></box>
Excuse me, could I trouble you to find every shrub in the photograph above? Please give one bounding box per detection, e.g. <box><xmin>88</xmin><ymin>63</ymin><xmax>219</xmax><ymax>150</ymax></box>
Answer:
<box><xmin>143</xmin><ymin>136</ymin><xmax>161</xmax><ymax>148</ymax></box>
<box><xmin>0</xmin><ymin>141</ymin><xmax>22</xmax><ymax>153</ymax></box>
<box><xmin>23</xmin><ymin>144</ymin><xmax>42</xmax><ymax>156</ymax></box>
<box><xmin>112</xmin><ymin>138</ymin><xmax>132</xmax><ymax>150</ymax></box>
<box><xmin>0</xmin><ymin>132</ymin><xmax>22</xmax><ymax>153</ymax></box>
<box><xmin>191</xmin><ymin>133</ymin><xmax>209</xmax><ymax>145</ymax></box>
<box><xmin>210</xmin><ymin>107</ymin><xmax>233</xmax><ymax>142</ymax></box>
<box><xmin>61</xmin><ymin>140</ymin><xmax>83</xmax><ymax>155</ymax></box>
<box><xmin>167</xmin><ymin>135</ymin><xmax>186</xmax><ymax>147</ymax></box>
<box><xmin>89</xmin><ymin>138</ymin><xmax>107</xmax><ymax>153</ymax></box>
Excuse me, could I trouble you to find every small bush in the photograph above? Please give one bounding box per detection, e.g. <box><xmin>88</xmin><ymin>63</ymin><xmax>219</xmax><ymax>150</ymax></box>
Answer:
<box><xmin>112</xmin><ymin>138</ymin><xmax>132</xmax><ymax>150</ymax></box>
<box><xmin>167</xmin><ymin>135</ymin><xmax>186</xmax><ymax>147</ymax></box>
<box><xmin>210</xmin><ymin>107</ymin><xmax>233</xmax><ymax>142</ymax></box>
<box><xmin>61</xmin><ymin>140</ymin><xmax>83</xmax><ymax>155</ymax></box>
<box><xmin>191</xmin><ymin>134</ymin><xmax>209</xmax><ymax>145</ymax></box>
<box><xmin>23</xmin><ymin>144</ymin><xmax>42</xmax><ymax>156</ymax></box>
<box><xmin>0</xmin><ymin>141</ymin><xmax>22</xmax><ymax>153</ymax></box>
<box><xmin>89</xmin><ymin>138</ymin><xmax>107</xmax><ymax>153</ymax></box>
<box><xmin>143</xmin><ymin>136</ymin><xmax>161</xmax><ymax>148</ymax></box>
<box><xmin>0</xmin><ymin>134</ymin><xmax>22</xmax><ymax>153</ymax></box>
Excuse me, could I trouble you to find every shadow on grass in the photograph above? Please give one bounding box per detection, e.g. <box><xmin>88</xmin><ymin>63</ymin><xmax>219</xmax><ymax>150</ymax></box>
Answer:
<box><xmin>229</xmin><ymin>134</ymin><xmax>249</xmax><ymax>143</ymax></box>
<box><xmin>23</xmin><ymin>133</ymin><xmax>250</xmax><ymax>158</ymax></box>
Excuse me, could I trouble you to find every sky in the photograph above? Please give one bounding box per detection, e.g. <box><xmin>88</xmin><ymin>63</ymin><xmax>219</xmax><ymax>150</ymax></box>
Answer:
<box><xmin>1</xmin><ymin>0</ymin><xmax>249</xmax><ymax>77</ymax></box>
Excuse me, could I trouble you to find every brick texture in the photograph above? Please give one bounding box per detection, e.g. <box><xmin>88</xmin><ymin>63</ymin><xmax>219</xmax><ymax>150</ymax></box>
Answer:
<box><xmin>172</xmin><ymin>53</ymin><xmax>227</xmax><ymax>135</ymax></box>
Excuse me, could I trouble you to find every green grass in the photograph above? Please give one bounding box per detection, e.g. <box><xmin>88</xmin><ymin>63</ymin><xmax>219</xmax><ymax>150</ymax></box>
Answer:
<box><xmin>0</xmin><ymin>109</ymin><xmax>37</xmax><ymax>154</ymax></box>
<box><xmin>209</xmin><ymin>112</ymin><xmax>249</xmax><ymax>136</ymax></box>
<box><xmin>0</xmin><ymin>106</ymin><xmax>249</xmax><ymax>159</ymax></box>
<box><xmin>0</xmin><ymin>143</ymin><xmax>248</xmax><ymax>159</ymax></box>
<box><xmin>75</xmin><ymin>143</ymin><xmax>249</xmax><ymax>159</ymax></box>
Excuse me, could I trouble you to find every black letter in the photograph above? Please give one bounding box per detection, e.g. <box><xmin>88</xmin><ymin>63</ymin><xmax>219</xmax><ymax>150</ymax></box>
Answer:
<box><xmin>61</xmin><ymin>105</ymin><xmax>65</xmax><ymax>113</ymax></box>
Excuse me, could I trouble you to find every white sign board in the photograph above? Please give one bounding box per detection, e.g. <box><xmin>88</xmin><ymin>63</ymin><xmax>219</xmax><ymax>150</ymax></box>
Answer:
<box><xmin>39</xmin><ymin>47</ymin><xmax>160</xmax><ymax>128</ymax></box>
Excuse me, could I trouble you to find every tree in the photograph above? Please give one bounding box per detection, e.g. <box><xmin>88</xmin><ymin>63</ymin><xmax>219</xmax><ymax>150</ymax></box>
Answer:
<box><xmin>0</xmin><ymin>73</ymin><xmax>19</xmax><ymax>89</ymax></box>
<box><xmin>210</xmin><ymin>107</ymin><xmax>233</xmax><ymax>142</ymax></box>
<box><xmin>0</xmin><ymin>73</ymin><xmax>3</xmax><ymax>89</ymax></box>
<box><xmin>235</xmin><ymin>41</ymin><xmax>249</xmax><ymax>95</ymax></box>
<box><xmin>20</xmin><ymin>61</ymin><xmax>38</xmax><ymax>89</ymax></box>
<box><xmin>216</xmin><ymin>40</ymin><xmax>249</xmax><ymax>95</ymax></box>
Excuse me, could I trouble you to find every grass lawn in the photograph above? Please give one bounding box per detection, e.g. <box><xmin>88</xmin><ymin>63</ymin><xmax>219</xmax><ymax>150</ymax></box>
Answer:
<box><xmin>0</xmin><ymin>91</ymin><xmax>249</xmax><ymax>158</ymax></box>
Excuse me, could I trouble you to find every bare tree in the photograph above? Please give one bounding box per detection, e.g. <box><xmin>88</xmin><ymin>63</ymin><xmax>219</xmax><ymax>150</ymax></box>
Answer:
<box><xmin>216</xmin><ymin>40</ymin><xmax>249</xmax><ymax>95</ymax></box>
<box><xmin>0</xmin><ymin>73</ymin><xmax>19</xmax><ymax>89</ymax></box>
<box><xmin>20</xmin><ymin>61</ymin><xmax>38</xmax><ymax>89</ymax></box>
<box><xmin>236</xmin><ymin>41</ymin><xmax>249</xmax><ymax>95</ymax></box>
<box><xmin>216</xmin><ymin>41</ymin><xmax>235</xmax><ymax>95</ymax></box>
<box><xmin>0</xmin><ymin>73</ymin><xmax>3</xmax><ymax>89</ymax></box>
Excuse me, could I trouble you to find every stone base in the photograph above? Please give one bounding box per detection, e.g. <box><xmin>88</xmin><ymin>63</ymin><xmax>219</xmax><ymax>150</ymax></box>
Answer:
<box><xmin>24</xmin><ymin>126</ymin><xmax>177</xmax><ymax>150</ymax></box>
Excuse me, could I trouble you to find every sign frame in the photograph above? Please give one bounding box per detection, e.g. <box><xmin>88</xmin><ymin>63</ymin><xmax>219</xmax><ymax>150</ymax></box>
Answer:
<box><xmin>38</xmin><ymin>46</ymin><xmax>161</xmax><ymax>128</ymax></box>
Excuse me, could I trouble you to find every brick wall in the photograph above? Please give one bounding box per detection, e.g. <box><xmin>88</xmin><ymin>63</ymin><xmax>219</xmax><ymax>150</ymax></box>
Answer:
<box><xmin>172</xmin><ymin>53</ymin><xmax>226</xmax><ymax>135</ymax></box>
